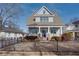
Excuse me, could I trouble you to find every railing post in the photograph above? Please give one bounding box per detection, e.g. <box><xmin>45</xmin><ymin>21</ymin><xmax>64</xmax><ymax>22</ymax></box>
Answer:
<box><xmin>55</xmin><ymin>39</ymin><xmax>58</xmax><ymax>52</ymax></box>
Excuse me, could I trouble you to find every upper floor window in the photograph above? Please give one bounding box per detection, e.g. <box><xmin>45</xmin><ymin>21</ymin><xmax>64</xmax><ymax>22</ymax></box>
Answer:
<box><xmin>75</xmin><ymin>24</ymin><xmax>79</xmax><ymax>28</ymax></box>
<box><xmin>40</xmin><ymin>16</ymin><xmax>48</xmax><ymax>22</ymax></box>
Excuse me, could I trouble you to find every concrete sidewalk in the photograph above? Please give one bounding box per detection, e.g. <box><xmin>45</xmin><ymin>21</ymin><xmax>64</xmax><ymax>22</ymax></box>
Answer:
<box><xmin>0</xmin><ymin>51</ymin><xmax>56</xmax><ymax>56</ymax></box>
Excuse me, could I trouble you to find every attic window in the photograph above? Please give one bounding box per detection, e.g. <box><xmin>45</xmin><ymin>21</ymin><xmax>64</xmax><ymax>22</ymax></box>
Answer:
<box><xmin>43</xmin><ymin>10</ymin><xmax>45</xmax><ymax>14</ymax></box>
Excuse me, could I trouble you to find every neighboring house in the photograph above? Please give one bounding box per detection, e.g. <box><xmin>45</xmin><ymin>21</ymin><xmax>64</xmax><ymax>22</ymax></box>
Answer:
<box><xmin>65</xmin><ymin>20</ymin><xmax>79</xmax><ymax>40</ymax></box>
<box><xmin>0</xmin><ymin>16</ymin><xmax>24</xmax><ymax>39</ymax></box>
<box><xmin>0</xmin><ymin>27</ymin><xmax>24</xmax><ymax>38</ymax></box>
<box><xmin>27</xmin><ymin>6</ymin><xmax>63</xmax><ymax>40</ymax></box>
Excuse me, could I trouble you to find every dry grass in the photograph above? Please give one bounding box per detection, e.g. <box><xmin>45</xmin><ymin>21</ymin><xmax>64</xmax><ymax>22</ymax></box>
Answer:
<box><xmin>0</xmin><ymin>40</ymin><xmax>79</xmax><ymax>55</ymax></box>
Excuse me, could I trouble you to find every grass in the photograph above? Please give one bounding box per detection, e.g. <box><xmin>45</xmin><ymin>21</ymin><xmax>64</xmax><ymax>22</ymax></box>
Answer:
<box><xmin>0</xmin><ymin>40</ymin><xmax>79</xmax><ymax>55</ymax></box>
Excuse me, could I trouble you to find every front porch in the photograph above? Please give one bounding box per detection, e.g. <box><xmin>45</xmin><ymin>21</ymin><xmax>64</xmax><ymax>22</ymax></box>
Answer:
<box><xmin>71</xmin><ymin>32</ymin><xmax>79</xmax><ymax>40</ymax></box>
<box><xmin>66</xmin><ymin>30</ymin><xmax>79</xmax><ymax>40</ymax></box>
<box><xmin>28</xmin><ymin>26</ymin><xmax>63</xmax><ymax>40</ymax></box>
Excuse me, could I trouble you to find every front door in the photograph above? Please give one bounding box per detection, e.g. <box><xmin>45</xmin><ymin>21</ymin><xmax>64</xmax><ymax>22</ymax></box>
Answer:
<box><xmin>41</xmin><ymin>28</ymin><xmax>48</xmax><ymax>37</ymax></box>
<box><xmin>42</xmin><ymin>30</ymin><xmax>46</xmax><ymax>37</ymax></box>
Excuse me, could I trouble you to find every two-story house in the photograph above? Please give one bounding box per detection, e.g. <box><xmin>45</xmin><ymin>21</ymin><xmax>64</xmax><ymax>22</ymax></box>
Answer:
<box><xmin>27</xmin><ymin>6</ymin><xmax>63</xmax><ymax>40</ymax></box>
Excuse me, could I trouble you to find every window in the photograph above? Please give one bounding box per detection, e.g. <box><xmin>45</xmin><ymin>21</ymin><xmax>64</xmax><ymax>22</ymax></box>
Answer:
<box><xmin>40</xmin><ymin>16</ymin><xmax>48</xmax><ymax>22</ymax></box>
<box><xmin>50</xmin><ymin>27</ymin><xmax>58</xmax><ymax>34</ymax></box>
<box><xmin>29</xmin><ymin>27</ymin><xmax>38</xmax><ymax>34</ymax></box>
<box><xmin>75</xmin><ymin>24</ymin><xmax>78</xmax><ymax>27</ymax></box>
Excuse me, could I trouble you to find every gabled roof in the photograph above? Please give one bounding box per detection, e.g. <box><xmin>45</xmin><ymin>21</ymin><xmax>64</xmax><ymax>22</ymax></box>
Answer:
<box><xmin>34</xmin><ymin>6</ymin><xmax>53</xmax><ymax>16</ymax></box>
<box><xmin>72</xmin><ymin>20</ymin><xmax>79</xmax><ymax>24</ymax></box>
<box><xmin>66</xmin><ymin>28</ymin><xmax>79</xmax><ymax>32</ymax></box>
<box><xmin>27</xmin><ymin>6</ymin><xmax>63</xmax><ymax>26</ymax></box>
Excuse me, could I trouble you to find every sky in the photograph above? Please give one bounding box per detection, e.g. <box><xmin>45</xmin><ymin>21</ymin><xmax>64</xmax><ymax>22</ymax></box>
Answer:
<box><xmin>15</xmin><ymin>3</ymin><xmax>79</xmax><ymax>32</ymax></box>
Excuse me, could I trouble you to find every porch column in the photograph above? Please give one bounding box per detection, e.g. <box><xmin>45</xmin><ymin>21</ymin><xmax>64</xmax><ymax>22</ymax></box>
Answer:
<box><xmin>73</xmin><ymin>32</ymin><xmax>75</xmax><ymax>40</ymax></box>
<box><xmin>48</xmin><ymin>27</ymin><xmax>50</xmax><ymax>40</ymax></box>
<box><xmin>60</xmin><ymin>27</ymin><xmax>63</xmax><ymax>35</ymax></box>
<box><xmin>38</xmin><ymin>26</ymin><xmax>42</xmax><ymax>37</ymax></box>
<box><xmin>48</xmin><ymin>27</ymin><xmax>50</xmax><ymax>34</ymax></box>
<box><xmin>38</xmin><ymin>26</ymin><xmax>41</xmax><ymax>34</ymax></box>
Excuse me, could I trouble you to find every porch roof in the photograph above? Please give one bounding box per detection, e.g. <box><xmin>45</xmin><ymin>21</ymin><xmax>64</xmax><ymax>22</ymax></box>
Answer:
<box><xmin>66</xmin><ymin>28</ymin><xmax>79</xmax><ymax>32</ymax></box>
<box><xmin>27</xmin><ymin>22</ymin><xmax>64</xmax><ymax>26</ymax></box>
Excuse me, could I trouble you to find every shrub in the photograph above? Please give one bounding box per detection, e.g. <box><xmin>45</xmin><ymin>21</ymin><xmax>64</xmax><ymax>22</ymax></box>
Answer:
<box><xmin>24</xmin><ymin>36</ymin><xmax>38</xmax><ymax>41</ymax></box>
<box><xmin>61</xmin><ymin>32</ymin><xmax>73</xmax><ymax>41</ymax></box>
<box><xmin>51</xmin><ymin>36</ymin><xmax>62</xmax><ymax>41</ymax></box>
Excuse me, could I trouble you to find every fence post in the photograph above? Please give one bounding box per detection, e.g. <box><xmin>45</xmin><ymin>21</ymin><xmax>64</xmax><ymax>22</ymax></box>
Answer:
<box><xmin>1</xmin><ymin>39</ymin><xmax>3</xmax><ymax>48</ymax></box>
<box><xmin>55</xmin><ymin>39</ymin><xmax>58</xmax><ymax>52</ymax></box>
<box><xmin>17</xmin><ymin>38</ymin><xmax>18</xmax><ymax>43</ymax></box>
<box><xmin>2</xmin><ymin>39</ymin><xmax>4</xmax><ymax>48</ymax></box>
<box><xmin>35</xmin><ymin>41</ymin><xmax>42</xmax><ymax>56</ymax></box>
<box><xmin>57</xmin><ymin>40</ymin><xmax>58</xmax><ymax>52</ymax></box>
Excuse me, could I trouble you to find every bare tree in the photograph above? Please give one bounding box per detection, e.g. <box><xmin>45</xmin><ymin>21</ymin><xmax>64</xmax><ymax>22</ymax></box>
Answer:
<box><xmin>0</xmin><ymin>3</ymin><xmax>23</xmax><ymax>27</ymax></box>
